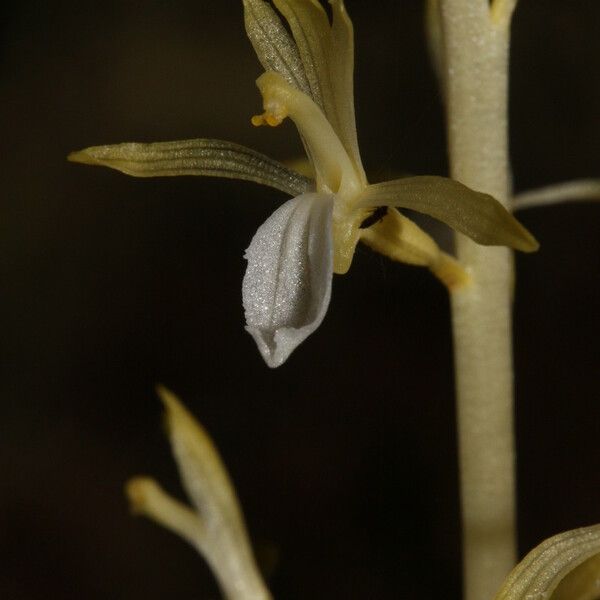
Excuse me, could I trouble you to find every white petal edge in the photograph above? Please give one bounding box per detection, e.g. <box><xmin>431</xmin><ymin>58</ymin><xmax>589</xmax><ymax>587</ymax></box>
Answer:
<box><xmin>243</xmin><ymin>192</ymin><xmax>334</xmax><ymax>368</ymax></box>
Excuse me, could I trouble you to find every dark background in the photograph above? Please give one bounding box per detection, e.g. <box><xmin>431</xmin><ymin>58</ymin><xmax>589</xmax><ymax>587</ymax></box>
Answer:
<box><xmin>1</xmin><ymin>1</ymin><xmax>599</xmax><ymax>598</ymax></box>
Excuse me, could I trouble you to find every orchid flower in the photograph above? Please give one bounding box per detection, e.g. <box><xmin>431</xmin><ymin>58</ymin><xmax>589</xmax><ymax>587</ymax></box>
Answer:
<box><xmin>69</xmin><ymin>0</ymin><xmax>538</xmax><ymax>368</ymax></box>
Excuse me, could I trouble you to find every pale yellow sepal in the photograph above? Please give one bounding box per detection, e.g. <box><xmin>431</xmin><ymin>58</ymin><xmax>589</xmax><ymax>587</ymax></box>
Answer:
<box><xmin>243</xmin><ymin>0</ymin><xmax>311</xmax><ymax>96</ymax></box>
<box><xmin>125</xmin><ymin>387</ymin><xmax>271</xmax><ymax>600</ymax></box>
<box><xmin>360</xmin><ymin>207</ymin><xmax>440</xmax><ymax>267</ymax></box>
<box><xmin>326</xmin><ymin>0</ymin><xmax>365</xmax><ymax>184</ymax></box>
<box><xmin>357</xmin><ymin>176</ymin><xmax>539</xmax><ymax>253</ymax></box>
<box><xmin>271</xmin><ymin>0</ymin><xmax>365</xmax><ymax>183</ymax></box>
<box><xmin>156</xmin><ymin>385</ymin><xmax>249</xmax><ymax>541</ymax></box>
<box><xmin>360</xmin><ymin>208</ymin><xmax>469</xmax><ymax>290</ymax></box>
<box><xmin>68</xmin><ymin>138</ymin><xmax>311</xmax><ymax>197</ymax></box>
<box><xmin>430</xmin><ymin>253</ymin><xmax>471</xmax><ymax>291</ymax></box>
<box><xmin>272</xmin><ymin>0</ymin><xmax>330</xmax><ymax>110</ymax></box>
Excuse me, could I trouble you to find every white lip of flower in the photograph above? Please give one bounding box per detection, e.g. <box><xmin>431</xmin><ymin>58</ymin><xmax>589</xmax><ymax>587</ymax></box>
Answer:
<box><xmin>68</xmin><ymin>0</ymin><xmax>538</xmax><ymax>368</ymax></box>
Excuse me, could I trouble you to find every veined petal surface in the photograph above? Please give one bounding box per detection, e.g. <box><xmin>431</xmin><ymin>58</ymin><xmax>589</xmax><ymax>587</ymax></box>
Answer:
<box><xmin>272</xmin><ymin>0</ymin><xmax>364</xmax><ymax>179</ymax></box>
<box><xmin>494</xmin><ymin>523</ymin><xmax>600</xmax><ymax>600</ymax></box>
<box><xmin>358</xmin><ymin>176</ymin><xmax>539</xmax><ymax>252</ymax></box>
<box><xmin>272</xmin><ymin>0</ymin><xmax>330</xmax><ymax>112</ymax></box>
<box><xmin>243</xmin><ymin>0</ymin><xmax>312</xmax><ymax>96</ymax></box>
<box><xmin>68</xmin><ymin>138</ymin><xmax>312</xmax><ymax>197</ymax></box>
<box><xmin>243</xmin><ymin>192</ymin><xmax>333</xmax><ymax>367</ymax></box>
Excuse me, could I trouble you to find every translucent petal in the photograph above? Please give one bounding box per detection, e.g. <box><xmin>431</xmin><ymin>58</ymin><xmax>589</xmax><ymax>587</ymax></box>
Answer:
<box><xmin>68</xmin><ymin>138</ymin><xmax>311</xmax><ymax>197</ymax></box>
<box><xmin>357</xmin><ymin>176</ymin><xmax>539</xmax><ymax>252</ymax></box>
<box><xmin>494</xmin><ymin>523</ymin><xmax>600</xmax><ymax>600</ymax></box>
<box><xmin>243</xmin><ymin>0</ymin><xmax>312</xmax><ymax>96</ymax></box>
<box><xmin>243</xmin><ymin>192</ymin><xmax>333</xmax><ymax>367</ymax></box>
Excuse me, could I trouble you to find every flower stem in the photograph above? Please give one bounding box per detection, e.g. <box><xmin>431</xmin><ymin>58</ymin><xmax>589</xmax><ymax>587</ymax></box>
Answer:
<box><xmin>438</xmin><ymin>2</ymin><xmax>518</xmax><ymax>599</ymax></box>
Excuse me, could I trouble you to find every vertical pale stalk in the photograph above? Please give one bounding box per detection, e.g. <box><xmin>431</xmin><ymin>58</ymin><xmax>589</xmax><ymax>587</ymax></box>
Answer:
<box><xmin>437</xmin><ymin>1</ymin><xmax>518</xmax><ymax>599</ymax></box>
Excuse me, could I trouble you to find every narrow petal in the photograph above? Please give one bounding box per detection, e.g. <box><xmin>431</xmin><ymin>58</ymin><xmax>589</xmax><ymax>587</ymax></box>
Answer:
<box><xmin>359</xmin><ymin>208</ymin><xmax>469</xmax><ymax>290</ymax></box>
<box><xmin>357</xmin><ymin>176</ymin><xmax>539</xmax><ymax>252</ymax></box>
<box><xmin>243</xmin><ymin>0</ymin><xmax>312</xmax><ymax>96</ymax></box>
<box><xmin>494</xmin><ymin>523</ymin><xmax>600</xmax><ymax>600</ymax></box>
<box><xmin>159</xmin><ymin>387</ymin><xmax>270</xmax><ymax>598</ymax></box>
<box><xmin>128</xmin><ymin>387</ymin><xmax>271</xmax><ymax>600</ymax></box>
<box><xmin>272</xmin><ymin>0</ymin><xmax>365</xmax><ymax>180</ymax></box>
<box><xmin>68</xmin><ymin>138</ymin><xmax>311</xmax><ymax>197</ymax></box>
<box><xmin>360</xmin><ymin>207</ymin><xmax>441</xmax><ymax>268</ymax></box>
<box><xmin>328</xmin><ymin>0</ymin><xmax>365</xmax><ymax>182</ymax></box>
<box><xmin>158</xmin><ymin>385</ymin><xmax>245</xmax><ymax>529</ymax></box>
<box><xmin>243</xmin><ymin>192</ymin><xmax>333</xmax><ymax>367</ymax></box>
<box><xmin>272</xmin><ymin>0</ymin><xmax>330</xmax><ymax>111</ymax></box>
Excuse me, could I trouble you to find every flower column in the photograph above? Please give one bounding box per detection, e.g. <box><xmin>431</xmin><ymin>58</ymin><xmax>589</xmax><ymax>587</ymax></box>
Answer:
<box><xmin>436</xmin><ymin>1</ymin><xmax>519</xmax><ymax>599</ymax></box>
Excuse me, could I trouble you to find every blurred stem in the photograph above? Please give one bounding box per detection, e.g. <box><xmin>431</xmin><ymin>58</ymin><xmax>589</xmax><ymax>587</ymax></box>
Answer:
<box><xmin>437</xmin><ymin>2</ymin><xmax>517</xmax><ymax>599</ymax></box>
<box><xmin>513</xmin><ymin>178</ymin><xmax>600</xmax><ymax>211</ymax></box>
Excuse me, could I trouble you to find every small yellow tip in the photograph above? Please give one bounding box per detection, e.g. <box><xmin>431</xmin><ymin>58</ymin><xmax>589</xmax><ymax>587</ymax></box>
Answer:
<box><xmin>125</xmin><ymin>476</ymin><xmax>158</xmax><ymax>515</ymax></box>
<box><xmin>155</xmin><ymin>384</ymin><xmax>181</xmax><ymax>425</ymax></box>
<box><xmin>251</xmin><ymin>111</ymin><xmax>285</xmax><ymax>128</ymax></box>
<box><xmin>67</xmin><ymin>150</ymin><xmax>97</xmax><ymax>165</ymax></box>
<box><xmin>155</xmin><ymin>383</ymin><xmax>170</xmax><ymax>403</ymax></box>
<box><xmin>265</xmin><ymin>114</ymin><xmax>282</xmax><ymax>127</ymax></box>
<box><xmin>431</xmin><ymin>253</ymin><xmax>471</xmax><ymax>292</ymax></box>
<box><xmin>524</xmin><ymin>235</ymin><xmax>540</xmax><ymax>253</ymax></box>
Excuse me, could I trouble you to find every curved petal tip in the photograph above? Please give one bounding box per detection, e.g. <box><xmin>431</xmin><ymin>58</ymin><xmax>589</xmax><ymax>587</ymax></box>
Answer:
<box><xmin>242</xmin><ymin>192</ymin><xmax>334</xmax><ymax>367</ymax></box>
